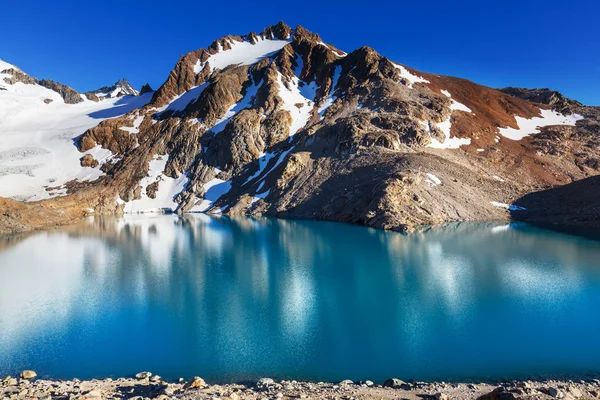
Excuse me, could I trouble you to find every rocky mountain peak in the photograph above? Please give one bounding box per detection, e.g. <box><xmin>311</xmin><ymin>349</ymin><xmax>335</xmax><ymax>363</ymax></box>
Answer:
<box><xmin>88</xmin><ymin>78</ymin><xmax>140</xmax><ymax>100</ymax></box>
<box><xmin>500</xmin><ymin>87</ymin><xmax>583</xmax><ymax>114</ymax></box>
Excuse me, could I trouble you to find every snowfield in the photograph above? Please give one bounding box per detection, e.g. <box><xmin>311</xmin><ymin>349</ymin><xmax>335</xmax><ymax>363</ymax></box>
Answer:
<box><xmin>498</xmin><ymin>108</ymin><xmax>584</xmax><ymax>140</ymax></box>
<box><xmin>0</xmin><ymin>58</ymin><xmax>151</xmax><ymax>201</ymax></box>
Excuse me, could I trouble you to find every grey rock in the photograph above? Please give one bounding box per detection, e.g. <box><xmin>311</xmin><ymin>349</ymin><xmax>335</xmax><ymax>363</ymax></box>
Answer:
<box><xmin>548</xmin><ymin>387</ymin><xmax>565</xmax><ymax>399</ymax></box>
<box><xmin>135</xmin><ymin>372</ymin><xmax>152</xmax><ymax>380</ymax></box>
<box><xmin>383</xmin><ymin>378</ymin><xmax>407</xmax><ymax>389</ymax></box>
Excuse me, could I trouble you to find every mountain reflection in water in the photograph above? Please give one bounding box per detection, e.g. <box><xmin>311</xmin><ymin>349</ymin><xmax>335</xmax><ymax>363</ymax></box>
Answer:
<box><xmin>1</xmin><ymin>215</ymin><xmax>599</xmax><ymax>382</ymax></box>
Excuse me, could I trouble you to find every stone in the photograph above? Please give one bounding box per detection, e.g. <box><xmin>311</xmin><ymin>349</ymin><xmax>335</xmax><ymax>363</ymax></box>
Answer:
<box><xmin>135</xmin><ymin>372</ymin><xmax>152</xmax><ymax>380</ymax></box>
<box><xmin>365</xmin><ymin>380</ymin><xmax>374</xmax><ymax>387</ymax></box>
<box><xmin>20</xmin><ymin>371</ymin><xmax>37</xmax><ymax>380</ymax></box>
<box><xmin>229</xmin><ymin>393</ymin><xmax>240</xmax><ymax>400</ymax></box>
<box><xmin>435</xmin><ymin>394</ymin><xmax>448</xmax><ymax>400</ymax></box>
<box><xmin>382</xmin><ymin>378</ymin><xmax>406</xmax><ymax>389</ymax></box>
<box><xmin>150</xmin><ymin>375</ymin><xmax>162</xmax><ymax>383</ymax></box>
<box><xmin>183</xmin><ymin>376</ymin><xmax>206</xmax><ymax>389</ymax></box>
<box><xmin>82</xmin><ymin>390</ymin><xmax>103</xmax><ymax>400</ymax></box>
<box><xmin>568</xmin><ymin>386</ymin><xmax>583</xmax><ymax>398</ymax></box>
<box><xmin>257</xmin><ymin>378</ymin><xmax>275</xmax><ymax>389</ymax></box>
<box><xmin>339</xmin><ymin>380</ymin><xmax>353</xmax><ymax>385</ymax></box>
<box><xmin>548</xmin><ymin>387</ymin><xmax>565</xmax><ymax>399</ymax></box>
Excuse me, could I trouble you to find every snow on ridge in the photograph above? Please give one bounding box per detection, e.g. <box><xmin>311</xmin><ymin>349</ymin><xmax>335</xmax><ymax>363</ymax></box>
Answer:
<box><xmin>498</xmin><ymin>108</ymin><xmax>583</xmax><ymax>141</ymax></box>
<box><xmin>0</xmin><ymin>58</ymin><xmax>18</xmax><ymax>72</ymax></box>
<box><xmin>194</xmin><ymin>37</ymin><xmax>290</xmax><ymax>74</ymax></box>
<box><xmin>392</xmin><ymin>63</ymin><xmax>430</xmax><ymax>88</ymax></box>
<box><xmin>277</xmin><ymin>55</ymin><xmax>317</xmax><ymax>137</ymax></box>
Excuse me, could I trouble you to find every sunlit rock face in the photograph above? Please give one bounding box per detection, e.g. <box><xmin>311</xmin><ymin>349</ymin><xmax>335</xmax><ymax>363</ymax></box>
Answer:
<box><xmin>2</xmin><ymin>22</ymin><xmax>599</xmax><ymax>235</ymax></box>
<box><xmin>1</xmin><ymin>216</ymin><xmax>600</xmax><ymax>381</ymax></box>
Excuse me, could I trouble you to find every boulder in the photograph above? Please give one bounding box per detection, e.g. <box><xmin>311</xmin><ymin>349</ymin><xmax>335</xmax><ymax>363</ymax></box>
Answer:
<box><xmin>476</xmin><ymin>386</ymin><xmax>521</xmax><ymax>400</ymax></box>
<box><xmin>383</xmin><ymin>378</ymin><xmax>407</xmax><ymax>389</ymax></box>
<box><xmin>257</xmin><ymin>377</ymin><xmax>276</xmax><ymax>390</ymax></box>
<box><xmin>339</xmin><ymin>379</ymin><xmax>354</xmax><ymax>385</ymax></box>
<box><xmin>183</xmin><ymin>376</ymin><xmax>206</xmax><ymax>389</ymax></box>
<box><xmin>548</xmin><ymin>387</ymin><xmax>565</xmax><ymax>399</ymax></box>
<box><xmin>135</xmin><ymin>371</ymin><xmax>152</xmax><ymax>380</ymax></box>
<box><xmin>20</xmin><ymin>370</ymin><xmax>37</xmax><ymax>380</ymax></box>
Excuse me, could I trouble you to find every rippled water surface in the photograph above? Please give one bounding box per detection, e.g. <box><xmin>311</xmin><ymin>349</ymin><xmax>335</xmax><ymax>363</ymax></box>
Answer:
<box><xmin>1</xmin><ymin>215</ymin><xmax>600</xmax><ymax>382</ymax></box>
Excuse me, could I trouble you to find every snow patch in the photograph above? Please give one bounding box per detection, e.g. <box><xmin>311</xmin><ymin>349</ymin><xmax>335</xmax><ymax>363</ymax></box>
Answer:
<box><xmin>191</xmin><ymin>168</ymin><xmax>232</xmax><ymax>212</ymax></box>
<box><xmin>392</xmin><ymin>63</ymin><xmax>430</xmax><ymax>88</ymax></box>
<box><xmin>121</xmin><ymin>155</ymin><xmax>189</xmax><ymax>213</ymax></box>
<box><xmin>498</xmin><ymin>109</ymin><xmax>583</xmax><ymax>141</ymax></box>
<box><xmin>277</xmin><ymin>59</ymin><xmax>316</xmax><ymax>136</ymax></box>
<box><xmin>491</xmin><ymin>201</ymin><xmax>526</xmax><ymax>211</ymax></box>
<box><xmin>194</xmin><ymin>37</ymin><xmax>290</xmax><ymax>74</ymax></box>
<box><xmin>425</xmin><ymin>173</ymin><xmax>442</xmax><ymax>186</ymax></box>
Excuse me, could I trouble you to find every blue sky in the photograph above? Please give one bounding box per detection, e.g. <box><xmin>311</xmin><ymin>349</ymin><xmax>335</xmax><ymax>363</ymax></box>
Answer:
<box><xmin>2</xmin><ymin>0</ymin><xmax>599</xmax><ymax>104</ymax></box>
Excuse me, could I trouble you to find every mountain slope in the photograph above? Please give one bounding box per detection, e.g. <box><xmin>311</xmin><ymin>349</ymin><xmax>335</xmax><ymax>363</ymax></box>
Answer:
<box><xmin>0</xmin><ymin>59</ymin><xmax>152</xmax><ymax>201</ymax></box>
<box><xmin>1</xmin><ymin>22</ymin><xmax>598</xmax><ymax>233</ymax></box>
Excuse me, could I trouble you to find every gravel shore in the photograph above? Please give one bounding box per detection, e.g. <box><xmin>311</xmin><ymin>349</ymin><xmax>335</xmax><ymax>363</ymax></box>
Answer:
<box><xmin>3</xmin><ymin>372</ymin><xmax>600</xmax><ymax>400</ymax></box>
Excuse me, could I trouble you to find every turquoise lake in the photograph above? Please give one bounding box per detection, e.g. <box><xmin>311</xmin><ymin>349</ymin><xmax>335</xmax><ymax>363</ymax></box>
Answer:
<box><xmin>0</xmin><ymin>215</ymin><xmax>599</xmax><ymax>382</ymax></box>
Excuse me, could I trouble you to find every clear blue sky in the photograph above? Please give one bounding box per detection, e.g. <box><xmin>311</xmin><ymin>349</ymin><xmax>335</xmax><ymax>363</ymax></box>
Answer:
<box><xmin>2</xmin><ymin>0</ymin><xmax>599</xmax><ymax>104</ymax></box>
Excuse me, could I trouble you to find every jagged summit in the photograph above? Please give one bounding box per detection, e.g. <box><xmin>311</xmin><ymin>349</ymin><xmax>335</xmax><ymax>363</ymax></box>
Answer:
<box><xmin>87</xmin><ymin>78</ymin><xmax>140</xmax><ymax>100</ymax></box>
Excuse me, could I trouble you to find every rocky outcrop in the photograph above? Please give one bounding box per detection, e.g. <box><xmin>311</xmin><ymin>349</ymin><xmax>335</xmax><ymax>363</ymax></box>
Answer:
<box><xmin>37</xmin><ymin>79</ymin><xmax>83</xmax><ymax>104</ymax></box>
<box><xmin>140</xmin><ymin>83</ymin><xmax>153</xmax><ymax>94</ymax></box>
<box><xmin>501</xmin><ymin>87</ymin><xmax>582</xmax><ymax>114</ymax></box>
<box><xmin>2</xmin><ymin>68</ymin><xmax>38</xmax><ymax>85</ymax></box>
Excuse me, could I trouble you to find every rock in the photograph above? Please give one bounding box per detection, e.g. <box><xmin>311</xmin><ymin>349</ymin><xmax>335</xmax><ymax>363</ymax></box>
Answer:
<box><xmin>135</xmin><ymin>371</ymin><xmax>152</xmax><ymax>380</ymax></box>
<box><xmin>161</xmin><ymin>385</ymin><xmax>178</xmax><ymax>396</ymax></box>
<box><xmin>20</xmin><ymin>371</ymin><xmax>37</xmax><ymax>380</ymax></box>
<box><xmin>80</xmin><ymin>154</ymin><xmax>99</xmax><ymax>168</ymax></box>
<box><xmin>43</xmin><ymin>98</ymin><xmax>53</xmax><ymax>104</ymax></box>
<box><xmin>82</xmin><ymin>390</ymin><xmax>103</xmax><ymax>400</ymax></box>
<box><xmin>365</xmin><ymin>380</ymin><xmax>374</xmax><ymax>387</ymax></box>
<box><xmin>229</xmin><ymin>392</ymin><xmax>240</xmax><ymax>400</ymax></box>
<box><xmin>257</xmin><ymin>378</ymin><xmax>275</xmax><ymax>390</ymax></box>
<box><xmin>382</xmin><ymin>378</ymin><xmax>406</xmax><ymax>389</ymax></box>
<box><xmin>183</xmin><ymin>376</ymin><xmax>206</xmax><ymax>389</ymax></box>
<box><xmin>435</xmin><ymin>393</ymin><xmax>449</xmax><ymax>400</ymax></box>
<box><xmin>548</xmin><ymin>387</ymin><xmax>565</xmax><ymax>399</ymax></box>
<box><xmin>339</xmin><ymin>380</ymin><xmax>353</xmax><ymax>385</ymax></box>
<box><xmin>140</xmin><ymin>83</ymin><xmax>154</xmax><ymax>95</ymax></box>
<box><xmin>150</xmin><ymin>375</ymin><xmax>162</xmax><ymax>383</ymax></box>
<box><xmin>476</xmin><ymin>387</ymin><xmax>521</xmax><ymax>400</ymax></box>
<box><xmin>568</xmin><ymin>386</ymin><xmax>583</xmax><ymax>398</ymax></box>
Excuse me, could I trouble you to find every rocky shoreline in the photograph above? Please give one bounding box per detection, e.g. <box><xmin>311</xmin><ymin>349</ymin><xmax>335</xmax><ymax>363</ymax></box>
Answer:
<box><xmin>3</xmin><ymin>371</ymin><xmax>600</xmax><ymax>400</ymax></box>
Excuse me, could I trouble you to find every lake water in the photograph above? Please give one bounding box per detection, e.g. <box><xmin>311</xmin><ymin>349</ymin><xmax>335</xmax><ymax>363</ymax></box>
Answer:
<box><xmin>1</xmin><ymin>215</ymin><xmax>600</xmax><ymax>382</ymax></box>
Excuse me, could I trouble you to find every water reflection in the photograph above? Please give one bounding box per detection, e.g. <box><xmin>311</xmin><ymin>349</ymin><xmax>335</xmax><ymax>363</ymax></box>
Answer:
<box><xmin>0</xmin><ymin>217</ymin><xmax>599</xmax><ymax>381</ymax></box>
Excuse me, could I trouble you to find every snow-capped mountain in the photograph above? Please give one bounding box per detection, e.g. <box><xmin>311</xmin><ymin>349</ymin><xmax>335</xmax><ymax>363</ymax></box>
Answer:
<box><xmin>1</xmin><ymin>22</ymin><xmax>599</xmax><ymax>234</ymax></box>
<box><xmin>87</xmin><ymin>78</ymin><xmax>141</xmax><ymax>100</ymax></box>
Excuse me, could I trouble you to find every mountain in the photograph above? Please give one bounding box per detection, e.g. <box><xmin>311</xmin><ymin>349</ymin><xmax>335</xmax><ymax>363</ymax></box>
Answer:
<box><xmin>85</xmin><ymin>78</ymin><xmax>142</xmax><ymax>101</ymax></box>
<box><xmin>1</xmin><ymin>22</ymin><xmax>599</xmax><ymax>234</ymax></box>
